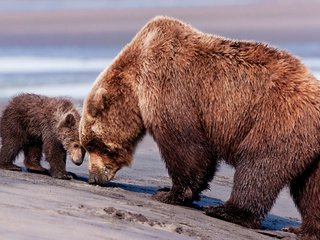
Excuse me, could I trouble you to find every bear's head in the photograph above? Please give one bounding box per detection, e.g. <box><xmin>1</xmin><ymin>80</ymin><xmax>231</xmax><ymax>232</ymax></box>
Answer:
<box><xmin>80</xmin><ymin>66</ymin><xmax>145</xmax><ymax>185</ymax></box>
<box><xmin>58</xmin><ymin>112</ymin><xmax>86</xmax><ymax>166</ymax></box>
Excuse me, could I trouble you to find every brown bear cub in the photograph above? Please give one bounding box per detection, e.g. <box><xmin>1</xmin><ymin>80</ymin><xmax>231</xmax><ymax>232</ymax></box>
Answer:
<box><xmin>80</xmin><ymin>16</ymin><xmax>319</xmax><ymax>240</ymax></box>
<box><xmin>0</xmin><ymin>93</ymin><xmax>85</xmax><ymax>179</ymax></box>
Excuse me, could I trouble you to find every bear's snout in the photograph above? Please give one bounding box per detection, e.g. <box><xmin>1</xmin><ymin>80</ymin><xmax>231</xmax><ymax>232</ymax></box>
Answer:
<box><xmin>87</xmin><ymin>170</ymin><xmax>114</xmax><ymax>186</ymax></box>
<box><xmin>69</xmin><ymin>147</ymin><xmax>85</xmax><ymax>166</ymax></box>
<box><xmin>87</xmin><ymin>152</ymin><xmax>119</xmax><ymax>185</ymax></box>
<box><xmin>88</xmin><ymin>172</ymin><xmax>103</xmax><ymax>185</ymax></box>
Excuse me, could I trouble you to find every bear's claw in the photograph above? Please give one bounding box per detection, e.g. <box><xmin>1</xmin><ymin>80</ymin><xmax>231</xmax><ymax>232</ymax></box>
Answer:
<box><xmin>205</xmin><ymin>205</ymin><xmax>260</xmax><ymax>229</ymax></box>
<box><xmin>51</xmin><ymin>171</ymin><xmax>75</xmax><ymax>180</ymax></box>
<box><xmin>152</xmin><ymin>188</ymin><xmax>195</xmax><ymax>206</ymax></box>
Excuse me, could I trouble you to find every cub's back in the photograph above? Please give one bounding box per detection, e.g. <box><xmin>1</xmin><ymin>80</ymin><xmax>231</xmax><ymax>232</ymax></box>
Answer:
<box><xmin>0</xmin><ymin>94</ymin><xmax>74</xmax><ymax>137</ymax></box>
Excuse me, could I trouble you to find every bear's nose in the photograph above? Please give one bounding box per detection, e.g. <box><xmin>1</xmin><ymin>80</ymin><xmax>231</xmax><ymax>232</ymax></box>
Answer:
<box><xmin>88</xmin><ymin>174</ymin><xmax>96</xmax><ymax>184</ymax></box>
<box><xmin>73</xmin><ymin>159</ymin><xmax>83</xmax><ymax>166</ymax></box>
<box><xmin>88</xmin><ymin>172</ymin><xmax>107</xmax><ymax>186</ymax></box>
<box><xmin>88</xmin><ymin>173</ymin><xmax>98</xmax><ymax>185</ymax></box>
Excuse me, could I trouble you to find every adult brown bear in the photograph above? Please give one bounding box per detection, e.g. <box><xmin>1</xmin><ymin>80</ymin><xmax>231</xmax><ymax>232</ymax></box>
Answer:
<box><xmin>80</xmin><ymin>16</ymin><xmax>320</xmax><ymax>239</ymax></box>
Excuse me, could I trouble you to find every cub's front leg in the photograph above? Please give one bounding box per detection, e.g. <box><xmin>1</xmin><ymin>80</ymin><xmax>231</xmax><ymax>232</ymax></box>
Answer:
<box><xmin>43</xmin><ymin>139</ymin><xmax>73</xmax><ymax>180</ymax></box>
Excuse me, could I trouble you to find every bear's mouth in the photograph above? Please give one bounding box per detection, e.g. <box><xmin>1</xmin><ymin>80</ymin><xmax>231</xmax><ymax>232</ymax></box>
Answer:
<box><xmin>87</xmin><ymin>151</ymin><xmax>124</xmax><ymax>185</ymax></box>
<box><xmin>88</xmin><ymin>166</ymin><xmax>118</xmax><ymax>185</ymax></box>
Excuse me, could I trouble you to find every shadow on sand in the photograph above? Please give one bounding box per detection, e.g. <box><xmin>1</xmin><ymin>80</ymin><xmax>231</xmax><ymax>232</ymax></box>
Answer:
<box><xmin>74</xmin><ymin>174</ymin><xmax>301</xmax><ymax>231</ymax></box>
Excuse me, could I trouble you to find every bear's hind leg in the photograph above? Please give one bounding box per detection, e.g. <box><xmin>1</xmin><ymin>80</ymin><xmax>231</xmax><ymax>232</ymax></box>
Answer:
<box><xmin>205</xmin><ymin>158</ymin><xmax>286</xmax><ymax>229</ymax></box>
<box><xmin>289</xmin><ymin>159</ymin><xmax>320</xmax><ymax>240</ymax></box>
<box><xmin>153</xmin><ymin>140</ymin><xmax>218</xmax><ymax>205</ymax></box>
<box><xmin>0</xmin><ymin>139</ymin><xmax>23</xmax><ymax>171</ymax></box>
<box><xmin>24</xmin><ymin>141</ymin><xmax>49</xmax><ymax>175</ymax></box>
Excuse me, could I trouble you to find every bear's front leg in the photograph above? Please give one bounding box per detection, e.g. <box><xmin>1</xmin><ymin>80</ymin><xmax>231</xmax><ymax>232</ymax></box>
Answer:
<box><xmin>152</xmin><ymin>138</ymin><xmax>218</xmax><ymax>206</ymax></box>
<box><xmin>43</xmin><ymin>139</ymin><xmax>74</xmax><ymax>180</ymax></box>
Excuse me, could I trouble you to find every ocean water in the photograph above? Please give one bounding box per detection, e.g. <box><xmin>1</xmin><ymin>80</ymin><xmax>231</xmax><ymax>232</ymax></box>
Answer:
<box><xmin>0</xmin><ymin>46</ymin><xmax>116</xmax><ymax>100</ymax></box>
<box><xmin>0</xmin><ymin>44</ymin><xmax>319</xmax><ymax>100</ymax></box>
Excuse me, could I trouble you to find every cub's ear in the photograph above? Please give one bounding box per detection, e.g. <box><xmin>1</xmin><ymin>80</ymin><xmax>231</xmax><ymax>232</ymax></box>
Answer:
<box><xmin>59</xmin><ymin>113</ymin><xmax>76</xmax><ymax>128</ymax></box>
<box><xmin>88</xmin><ymin>88</ymin><xmax>108</xmax><ymax>117</ymax></box>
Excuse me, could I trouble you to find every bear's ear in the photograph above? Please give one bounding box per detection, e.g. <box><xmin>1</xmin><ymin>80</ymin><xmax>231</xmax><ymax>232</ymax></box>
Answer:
<box><xmin>88</xmin><ymin>88</ymin><xmax>108</xmax><ymax>117</ymax></box>
<box><xmin>59</xmin><ymin>113</ymin><xmax>76</xmax><ymax>128</ymax></box>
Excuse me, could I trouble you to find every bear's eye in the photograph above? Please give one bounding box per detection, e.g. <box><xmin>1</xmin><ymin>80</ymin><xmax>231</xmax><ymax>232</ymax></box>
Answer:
<box><xmin>73</xmin><ymin>144</ymin><xmax>80</xmax><ymax>148</ymax></box>
<box><xmin>85</xmin><ymin>145</ymin><xmax>93</xmax><ymax>152</ymax></box>
<box><xmin>102</xmin><ymin>147</ymin><xmax>117</xmax><ymax>158</ymax></box>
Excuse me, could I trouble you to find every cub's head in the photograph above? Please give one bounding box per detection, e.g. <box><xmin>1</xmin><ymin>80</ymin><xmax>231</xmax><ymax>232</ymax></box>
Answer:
<box><xmin>58</xmin><ymin>112</ymin><xmax>86</xmax><ymax>166</ymax></box>
<box><xmin>80</xmin><ymin>73</ymin><xmax>145</xmax><ymax>185</ymax></box>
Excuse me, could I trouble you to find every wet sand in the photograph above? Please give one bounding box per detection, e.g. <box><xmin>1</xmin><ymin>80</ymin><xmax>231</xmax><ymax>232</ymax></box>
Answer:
<box><xmin>0</xmin><ymin>131</ymin><xmax>298</xmax><ymax>240</ymax></box>
<box><xmin>0</xmin><ymin>169</ymin><xmax>294</xmax><ymax>240</ymax></box>
<box><xmin>0</xmin><ymin>98</ymin><xmax>299</xmax><ymax>239</ymax></box>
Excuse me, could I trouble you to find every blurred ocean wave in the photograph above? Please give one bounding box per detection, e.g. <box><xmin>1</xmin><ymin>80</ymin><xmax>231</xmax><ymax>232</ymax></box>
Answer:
<box><xmin>0</xmin><ymin>81</ymin><xmax>92</xmax><ymax>99</ymax></box>
<box><xmin>0</xmin><ymin>57</ymin><xmax>111</xmax><ymax>74</ymax></box>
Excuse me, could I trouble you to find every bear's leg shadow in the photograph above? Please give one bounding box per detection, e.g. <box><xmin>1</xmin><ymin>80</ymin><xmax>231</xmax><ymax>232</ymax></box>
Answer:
<box><xmin>0</xmin><ymin>138</ymin><xmax>24</xmax><ymax>171</ymax></box>
<box><xmin>23</xmin><ymin>141</ymin><xmax>49</xmax><ymax>175</ymax></box>
<box><xmin>43</xmin><ymin>138</ymin><xmax>72</xmax><ymax>180</ymax></box>
<box><xmin>288</xmin><ymin>159</ymin><xmax>320</xmax><ymax>240</ymax></box>
<box><xmin>205</xmin><ymin>157</ymin><xmax>286</xmax><ymax>229</ymax></box>
<box><xmin>153</xmin><ymin>139</ymin><xmax>218</xmax><ymax>205</ymax></box>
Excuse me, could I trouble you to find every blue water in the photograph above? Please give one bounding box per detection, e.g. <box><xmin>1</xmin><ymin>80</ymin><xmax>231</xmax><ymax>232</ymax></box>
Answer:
<box><xmin>0</xmin><ymin>46</ymin><xmax>117</xmax><ymax>99</ymax></box>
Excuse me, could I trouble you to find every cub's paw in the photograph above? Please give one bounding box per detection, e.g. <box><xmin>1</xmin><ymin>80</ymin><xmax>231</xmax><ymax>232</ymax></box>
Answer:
<box><xmin>51</xmin><ymin>171</ymin><xmax>74</xmax><ymax>180</ymax></box>
<box><xmin>0</xmin><ymin>163</ymin><xmax>22</xmax><ymax>172</ymax></box>
<box><xmin>67</xmin><ymin>171</ymin><xmax>78</xmax><ymax>179</ymax></box>
<box><xmin>204</xmin><ymin>205</ymin><xmax>259</xmax><ymax>229</ymax></box>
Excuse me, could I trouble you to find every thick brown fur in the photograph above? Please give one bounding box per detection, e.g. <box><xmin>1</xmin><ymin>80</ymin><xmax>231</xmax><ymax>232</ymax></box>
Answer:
<box><xmin>0</xmin><ymin>93</ymin><xmax>85</xmax><ymax>179</ymax></box>
<box><xmin>80</xmin><ymin>16</ymin><xmax>320</xmax><ymax>239</ymax></box>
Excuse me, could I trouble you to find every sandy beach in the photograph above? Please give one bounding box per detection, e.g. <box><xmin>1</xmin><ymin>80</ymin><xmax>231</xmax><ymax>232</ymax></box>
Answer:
<box><xmin>1</xmin><ymin>0</ymin><xmax>319</xmax><ymax>239</ymax></box>
<box><xmin>0</xmin><ymin>132</ymin><xmax>298</xmax><ymax>240</ymax></box>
